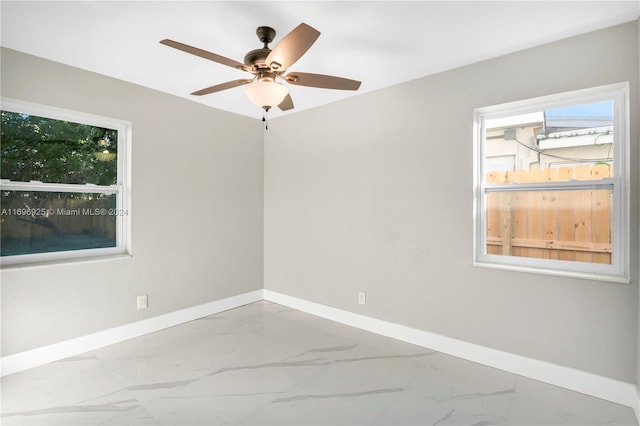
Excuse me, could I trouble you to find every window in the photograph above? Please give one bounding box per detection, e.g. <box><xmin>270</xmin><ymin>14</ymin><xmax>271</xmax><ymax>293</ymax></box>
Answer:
<box><xmin>473</xmin><ymin>83</ymin><xmax>629</xmax><ymax>282</ymax></box>
<box><xmin>1</xmin><ymin>99</ymin><xmax>130</xmax><ymax>265</ymax></box>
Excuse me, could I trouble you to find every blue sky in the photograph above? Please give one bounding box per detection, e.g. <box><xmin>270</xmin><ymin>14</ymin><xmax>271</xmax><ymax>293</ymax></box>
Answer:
<box><xmin>545</xmin><ymin>100</ymin><xmax>613</xmax><ymax>118</ymax></box>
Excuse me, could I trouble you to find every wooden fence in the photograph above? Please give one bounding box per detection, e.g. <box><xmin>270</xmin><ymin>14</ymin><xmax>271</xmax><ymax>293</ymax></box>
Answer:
<box><xmin>486</xmin><ymin>164</ymin><xmax>612</xmax><ymax>264</ymax></box>
<box><xmin>1</xmin><ymin>196</ymin><xmax>116</xmax><ymax>240</ymax></box>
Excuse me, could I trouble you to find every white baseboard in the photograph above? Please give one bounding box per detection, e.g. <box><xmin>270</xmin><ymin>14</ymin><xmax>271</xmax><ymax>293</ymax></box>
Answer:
<box><xmin>3</xmin><ymin>287</ymin><xmax>639</xmax><ymax>422</ymax></box>
<box><xmin>0</xmin><ymin>289</ymin><xmax>264</xmax><ymax>377</ymax></box>
<box><xmin>632</xmin><ymin>385</ymin><xmax>640</xmax><ymax>424</ymax></box>
<box><xmin>263</xmin><ymin>289</ymin><xmax>639</xmax><ymax>412</ymax></box>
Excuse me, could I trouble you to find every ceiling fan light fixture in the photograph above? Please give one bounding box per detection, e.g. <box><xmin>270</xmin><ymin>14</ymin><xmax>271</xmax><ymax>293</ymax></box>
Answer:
<box><xmin>161</xmin><ymin>22</ymin><xmax>361</xmax><ymax>116</ymax></box>
<box><xmin>244</xmin><ymin>80</ymin><xmax>288</xmax><ymax>110</ymax></box>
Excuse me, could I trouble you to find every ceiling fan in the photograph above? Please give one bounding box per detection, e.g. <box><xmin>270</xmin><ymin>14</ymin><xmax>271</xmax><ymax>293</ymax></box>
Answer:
<box><xmin>160</xmin><ymin>23</ymin><xmax>361</xmax><ymax>115</ymax></box>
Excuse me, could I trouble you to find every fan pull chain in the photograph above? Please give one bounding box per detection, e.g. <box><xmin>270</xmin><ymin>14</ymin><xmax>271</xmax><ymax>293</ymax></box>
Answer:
<box><xmin>262</xmin><ymin>109</ymin><xmax>269</xmax><ymax>130</ymax></box>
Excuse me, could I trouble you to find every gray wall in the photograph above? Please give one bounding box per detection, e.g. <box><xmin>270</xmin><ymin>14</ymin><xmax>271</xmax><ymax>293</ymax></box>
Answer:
<box><xmin>264</xmin><ymin>21</ymin><xmax>639</xmax><ymax>382</ymax></box>
<box><xmin>1</xmin><ymin>48</ymin><xmax>264</xmax><ymax>356</ymax></box>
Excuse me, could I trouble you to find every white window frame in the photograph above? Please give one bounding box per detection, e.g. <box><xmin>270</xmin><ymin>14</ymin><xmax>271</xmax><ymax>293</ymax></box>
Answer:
<box><xmin>0</xmin><ymin>98</ymin><xmax>131</xmax><ymax>266</ymax></box>
<box><xmin>473</xmin><ymin>83</ymin><xmax>629</xmax><ymax>283</ymax></box>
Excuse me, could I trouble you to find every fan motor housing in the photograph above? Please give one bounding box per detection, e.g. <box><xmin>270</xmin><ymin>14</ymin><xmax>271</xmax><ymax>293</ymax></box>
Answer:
<box><xmin>244</xmin><ymin>26</ymin><xmax>276</xmax><ymax>68</ymax></box>
<box><xmin>244</xmin><ymin>47</ymin><xmax>271</xmax><ymax>68</ymax></box>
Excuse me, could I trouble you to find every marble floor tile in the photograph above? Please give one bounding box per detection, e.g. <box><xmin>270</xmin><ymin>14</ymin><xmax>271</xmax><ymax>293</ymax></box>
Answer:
<box><xmin>1</xmin><ymin>301</ymin><xmax>637</xmax><ymax>425</ymax></box>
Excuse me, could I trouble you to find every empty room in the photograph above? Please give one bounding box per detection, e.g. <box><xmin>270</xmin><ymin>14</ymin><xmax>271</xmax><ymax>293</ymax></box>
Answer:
<box><xmin>1</xmin><ymin>1</ymin><xmax>639</xmax><ymax>425</ymax></box>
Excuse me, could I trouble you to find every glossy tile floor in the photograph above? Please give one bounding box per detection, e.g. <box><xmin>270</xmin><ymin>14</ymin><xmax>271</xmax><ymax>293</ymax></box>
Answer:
<box><xmin>1</xmin><ymin>301</ymin><xmax>637</xmax><ymax>425</ymax></box>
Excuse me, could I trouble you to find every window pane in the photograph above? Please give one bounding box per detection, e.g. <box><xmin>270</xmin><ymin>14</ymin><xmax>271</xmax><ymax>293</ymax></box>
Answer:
<box><xmin>1</xmin><ymin>111</ymin><xmax>117</xmax><ymax>185</ymax></box>
<box><xmin>485</xmin><ymin>100</ymin><xmax>613</xmax><ymax>180</ymax></box>
<box><xmin>1</xmin><ymin>191</ymin><xmax>117</xmax><ymax>256</ymax></box>
<box><xmin>485</xmin><ymin>188</ymin><xmax>612</xmax><ymax>265</ymax></box>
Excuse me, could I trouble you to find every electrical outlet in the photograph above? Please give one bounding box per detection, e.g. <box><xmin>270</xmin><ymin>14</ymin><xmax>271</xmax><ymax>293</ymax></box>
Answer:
<box><xmin>137</xmin><ymin>295</ymin><xmax>148</xmax><ymax>310</ymax></box>
<box><xmin>358</xmin><ymin>292</ymin><xmax>366</xmax><ymax>305</ymax></box>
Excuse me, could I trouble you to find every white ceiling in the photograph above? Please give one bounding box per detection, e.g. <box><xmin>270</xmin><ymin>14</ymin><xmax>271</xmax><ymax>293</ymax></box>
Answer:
<box><xmin>1</xmin><ymin>1</ymin><xmax>638</xmax><ymax>119</ymax></box>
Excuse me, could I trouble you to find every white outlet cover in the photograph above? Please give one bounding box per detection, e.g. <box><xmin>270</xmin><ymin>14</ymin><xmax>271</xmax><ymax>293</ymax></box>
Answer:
<box><xmin>137</xmin><ymin>295</ymin><xmax>148</xmax><ymax>309</ymax></box>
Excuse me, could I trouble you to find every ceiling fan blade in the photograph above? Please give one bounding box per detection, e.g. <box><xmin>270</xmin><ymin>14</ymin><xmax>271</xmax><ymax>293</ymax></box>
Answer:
<box><xmin>278</xmin><ymin>93</ymin><xmax>294</xmax><ymax>111</ymax></box>
<box><xmin>160</xmin><ymin>39</ymin><xmax>250</xmax><ymax>72</ymax></box>
<box><xmin>191</xmin><ymin>79</ymin><xmax>253</xmax><ymax>96</ymax></box>
<box><xmin>284</xmin><ymin>72</ymin><xmax>361</xmax><ymax>90</ymax></box>
<box><xmin>265</xmin><ymin>23</ymin><xmax>320</xmax><ymax>71</ymax></box>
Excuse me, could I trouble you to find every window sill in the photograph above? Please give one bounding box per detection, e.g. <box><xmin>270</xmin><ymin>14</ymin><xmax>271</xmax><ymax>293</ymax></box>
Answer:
<box><xmin>0</xmin><ymin>253</ymin><xmax>132</xmax><ymax>270</ymax></box>
<box><xmin>473</xmin><ymin>261</ymin><xmax>630</xmax><ymax>284</ymax></box>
